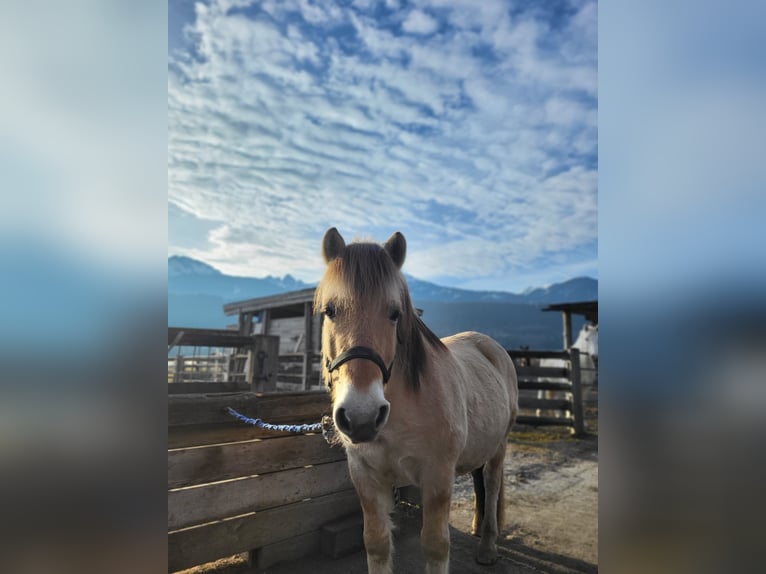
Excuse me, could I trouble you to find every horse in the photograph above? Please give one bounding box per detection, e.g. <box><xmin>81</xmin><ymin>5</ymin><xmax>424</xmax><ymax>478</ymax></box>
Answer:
<box><xmin>574</xmin><ymin>323</ymin><xmax>598</xmax><ymax>378</ymax></box>
<box><xmin>534</xmin><ymin>322</ymin><xmax>598</xmax><ymax>418</ymax></box>
<box><xmin>315</xmin><ymin>228</ymin><xmax>518</xmax><ymax>574</ymax></box>
<box><xmin>538</xmin><ymin>322</ymin><xmax>598</xmax><ymax>383</ymax></box>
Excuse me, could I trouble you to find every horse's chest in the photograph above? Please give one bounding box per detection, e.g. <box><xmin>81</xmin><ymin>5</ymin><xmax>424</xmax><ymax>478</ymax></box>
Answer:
<box><xmin>350</xmin><ymin>443</ymin><xmax>419</xmax><ymax>488</ymax></box>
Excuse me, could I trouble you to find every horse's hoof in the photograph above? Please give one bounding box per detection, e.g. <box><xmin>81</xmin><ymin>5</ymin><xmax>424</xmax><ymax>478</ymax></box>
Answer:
<box><xmin>476</xmin><ymin>548</ymin><xmax>499</xmax><ymax>565</ymax></box>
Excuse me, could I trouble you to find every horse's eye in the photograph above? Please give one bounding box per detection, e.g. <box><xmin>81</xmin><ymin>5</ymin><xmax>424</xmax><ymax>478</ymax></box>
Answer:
<box><xmin>324</xmin><ymin>304</ymin><xmax>336</xmax><ymax>320</ymax></box>
<box><xmin>389</xmin><ymin>309</ymin><xmax>401</xmax><ymax>322</ymax></box>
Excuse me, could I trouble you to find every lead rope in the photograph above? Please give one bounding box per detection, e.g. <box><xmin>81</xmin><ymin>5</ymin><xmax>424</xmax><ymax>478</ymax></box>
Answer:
<box><xmin>225</xmin><ymin>406</ymin><xmax>336</xmax><ymax>443</ymax></box>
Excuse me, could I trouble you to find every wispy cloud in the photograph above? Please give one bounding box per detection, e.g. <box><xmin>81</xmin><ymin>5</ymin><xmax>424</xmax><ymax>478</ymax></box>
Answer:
<box><xmin>402</xmin><ymin>9</ymin><xmax>439</xmax><ymax>35</ymax></box>
<box><xmin>168</xmin><ymin>0</ymin><xmax>597</xmax><ymax>291</ymax></box>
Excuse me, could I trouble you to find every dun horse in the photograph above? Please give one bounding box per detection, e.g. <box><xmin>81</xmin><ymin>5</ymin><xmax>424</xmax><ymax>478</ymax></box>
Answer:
<box><xmin>315</xmin><ymin>228</ymin><xmax>518</xmax><ymax>574</ymax></box>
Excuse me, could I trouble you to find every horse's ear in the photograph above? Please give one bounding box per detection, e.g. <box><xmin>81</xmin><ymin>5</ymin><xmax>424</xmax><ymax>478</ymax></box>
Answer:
<box><xmin>322</xmin><ymin>227</ymin><xmax>346</xmax><ymax>264</ymax></box>
<box><xmin>384</xmin><ymin>231</ymin><xmax>406</xmax><ymax>269</ymax></box>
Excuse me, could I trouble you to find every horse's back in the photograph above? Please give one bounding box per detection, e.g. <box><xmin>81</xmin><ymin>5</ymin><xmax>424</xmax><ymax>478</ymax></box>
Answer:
<box><xmin>442</xmin><ymin>331</ymin><xmax>517</xmax><ymax>389</ymax></box>
<box><xmin>443</xmin><ymin>332</ymin><xmax>518</xmax><ymax>420</ymax></box>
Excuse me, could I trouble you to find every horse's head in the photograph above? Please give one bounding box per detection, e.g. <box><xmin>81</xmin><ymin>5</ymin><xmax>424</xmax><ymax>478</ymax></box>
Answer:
<box><xmin>315</xmin><ymin>228</ymin><xmax>408</xmax><ymax>444</ymax></box>
<box><xmin>574</xmin><ymin>323</ymin><xmax>599</xmax><ymax>360</ymax></box>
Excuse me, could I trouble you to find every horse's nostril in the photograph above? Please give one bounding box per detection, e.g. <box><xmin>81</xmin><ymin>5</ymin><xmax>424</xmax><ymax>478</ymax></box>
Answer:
<box><xmin>375</xmin><ymin>404</ymin><xmax>390</xmax><ymax>429</ymax></box>
<box><xmin>335</xmin><ymin>408</ymin><xmax>351</xmax><ymax>433</ymax></box>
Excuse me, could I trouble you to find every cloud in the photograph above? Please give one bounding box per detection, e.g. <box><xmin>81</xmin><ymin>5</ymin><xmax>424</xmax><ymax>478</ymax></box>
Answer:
<box><xmin>168</xmin><ymin>0</ymin><xmax>597</xmax><ymax>291</ymax></box>
<box><xmin>402</xmin><ymin>10</ymin><xmax>439</xmax><ymax>35</ymax></box>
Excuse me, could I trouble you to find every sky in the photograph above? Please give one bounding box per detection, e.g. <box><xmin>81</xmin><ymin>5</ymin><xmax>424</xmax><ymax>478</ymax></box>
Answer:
<box><xmin>168</xmin><ymin>0</ymin><xmax>597</xmax><ymax>292</ymax></box>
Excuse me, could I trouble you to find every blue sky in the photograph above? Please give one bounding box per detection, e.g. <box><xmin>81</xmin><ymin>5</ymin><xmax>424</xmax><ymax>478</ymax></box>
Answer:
<box><xmin>168</xmin><ymin>0</ymin><xmax>597</xmax><ymax>292</ymax></box>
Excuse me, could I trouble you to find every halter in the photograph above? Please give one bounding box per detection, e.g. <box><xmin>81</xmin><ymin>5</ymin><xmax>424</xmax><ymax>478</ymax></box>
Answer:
<box><xmin>325</xmin><ymin>346</ymin><xmax>395</xmax><ymax>385</ymax></box>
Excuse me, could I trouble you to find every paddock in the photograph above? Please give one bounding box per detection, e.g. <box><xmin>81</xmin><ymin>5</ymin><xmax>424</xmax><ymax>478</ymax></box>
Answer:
<box><xmin>167</xmin><ymin>325</ymin><xmax>594</xmax><ymax>572</ymax></box>
<box><xmin>167</xmin><ymin>391</ymin><xmax>597</xmax><ymax>574</ymax></box>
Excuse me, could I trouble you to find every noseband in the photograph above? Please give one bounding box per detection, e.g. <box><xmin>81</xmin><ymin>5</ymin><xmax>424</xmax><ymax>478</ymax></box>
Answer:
<box><xmin>325</xmin><ymin>346</ymin><xmax>395</xmax><ymax>385</ymax></box>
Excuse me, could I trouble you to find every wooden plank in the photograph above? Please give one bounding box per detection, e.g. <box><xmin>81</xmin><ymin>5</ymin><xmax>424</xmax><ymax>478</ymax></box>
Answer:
<box><xmin>168</xmin><ymin>391</ymin><xmax>331</xmax><ymax>427</ymax></box>
<box><xmin>251</xmin><ymin>530</ymin><xmax>321</xmax><ymax>570</ymax></box>
<box><xmin>321</xmin><ymin>513</ymin><xmax>364</xmax><ymax>558</ymax></box>
<box><xmin>518</xmin><ymin>397</ymin><xmax>572</xmax><ymax>411</ymax></box>
<box><xmin>168</xmin><ymin>460</ymin><xmax>352</xmax><ymax>530</ymax></box>
<box><xmin>238</xmin><ymin>312</ymin><xmax>251</xmax><ymax>335</ymax></box>
<box><xmin>248</xmin><ymin>335</ymin><xmax>279</xmax><ymax>392</ymax></box>
<box><xmin>168</xmin><ymin>489</ymin><xmax>361</xmax><ymax>572</ymax></box>
<box><xmin>168</xmin><ymin>382</ymin><xmax>250</xmax><ymax>394</ymax></box>
<box><xmin>168</xmin><ymin>433</ymin><xmax>346</xmax><ymax>488</ymax></box>
<box><xmin>518</xmin><ymin>380</ymin><xmax>572</xmax><ymax>391</ymax></box>
<box><xmin>269</xmin><ymin>316</ymin><xmax>305</xmax><ymax>354</ymax></box>
<box><xmin>563</xmin><ymin>311</ymin><xmax>573</xmax><ymax>349</ymax></box>
<box><xmin>515</xmin><ymin>366</ymin><xmax>569</xmax><ymax>379</ymax></box>
<box><xmin>222</xmin><ymin>288</ymin><xmax>317</xmax><ymax>317</ymax></box>
<box><xmin>169</xmin><ymin>327</ymin><xmax>254</xmax><ymax>348</ymax></box>
<box><xmin>515</xmin><ymin>415</ymin><xmax>574</xmax><ymax>427</ymax></box>
<box><xmin>569</xmin><ymin>348</ymin><xmax>585</xmax><ymax>436</ymax></box>
<box><xmin>168</xmin><ymin>422</ymin><xmax>326</xmax><ymax>449</ymax></box>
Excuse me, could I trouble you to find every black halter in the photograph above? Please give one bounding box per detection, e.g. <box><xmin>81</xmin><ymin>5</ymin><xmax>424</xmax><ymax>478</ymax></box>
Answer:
<box><xmin>325</xmin><ymin>346</ymin><xmax>395</xmax><ymax>385</ymax></box>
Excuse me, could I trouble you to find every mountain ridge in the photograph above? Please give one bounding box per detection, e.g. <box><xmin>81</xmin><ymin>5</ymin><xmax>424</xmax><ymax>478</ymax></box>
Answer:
<box><xmin>168</xmin><ymin>255</ymin><xmax>597</xmax><ymax>304</ymax></box>
<box><xmin>168</xmin><ymin>256</ymin><xmax>597</xmax><ymax>349</ymax></box>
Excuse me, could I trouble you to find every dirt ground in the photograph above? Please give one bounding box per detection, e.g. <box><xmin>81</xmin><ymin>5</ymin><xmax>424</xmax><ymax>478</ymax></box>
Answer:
<box><xmin>181</xmin><ymin>387</ymin><xmax>598</xmax><ymax>573</ymax></box>
<box><xmin>451</xmin><ymin>412</ymin><xmax>599</xmax><ymax>567</ymax></box>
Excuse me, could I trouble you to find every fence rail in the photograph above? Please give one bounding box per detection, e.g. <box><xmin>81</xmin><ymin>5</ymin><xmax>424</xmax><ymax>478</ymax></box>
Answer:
<box><xmin>508</xmin><ymin>348</ymin><xmax>585</xmax><ymax>435</ymax></box>
<box><xmin>167</xmin><ymin>391</ymin><xmax>358</xmax><ymax>572</ymax></box>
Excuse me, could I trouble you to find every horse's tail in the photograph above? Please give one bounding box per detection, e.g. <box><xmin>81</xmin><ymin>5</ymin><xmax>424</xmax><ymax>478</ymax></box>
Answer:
<box><xmin>471</xmin><ymin>466</ymin><xmax>505</xmax><ymax>534</ymax></box>
<box><xmin>497</xmin><ymin>468</ymin><xmax>505</xmax><ymax>529</ymax></box>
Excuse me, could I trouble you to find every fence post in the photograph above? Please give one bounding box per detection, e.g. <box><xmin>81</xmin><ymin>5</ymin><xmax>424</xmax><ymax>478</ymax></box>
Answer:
<box><xmin>174</xmin><ymin>355</ymin><xmax>184</xmax><ymax>383</ymax></box>
<box><xmin>568</xmin><ymin>347</ymin><xmax>585</xmax><ymax>436</ymax></box>
<box><xmin>246</xmin><ymin>335</ymin><xmax>280</xmax><ymax>392</ymax></box>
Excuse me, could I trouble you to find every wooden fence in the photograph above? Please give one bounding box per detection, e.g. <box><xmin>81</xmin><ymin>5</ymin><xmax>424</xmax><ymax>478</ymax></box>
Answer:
<box><xmin>168</xmin><ymin>328</ymin><xmax>280</xmax><ymax>393</ymax></box>
<box><xmin>168</xmin><ymin>391</ymin><xmax>360</xmax><ymax>572</ymax></box>
<box><xmin>508</xmin><ymin>348</ymin><xmax>585</xmax><ymax>436</ymax></box>
<box><xmin>168</xmin><ymin>327</ymin><xmax>326</xmax><ymax>391</ymax></box>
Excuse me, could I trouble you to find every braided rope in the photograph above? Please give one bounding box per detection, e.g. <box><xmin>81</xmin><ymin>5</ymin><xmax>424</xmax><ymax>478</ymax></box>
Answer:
<box><xmin>225</xmin><ymin>406</ymin><xmax>323</xmax><ymax>433</ymax></box>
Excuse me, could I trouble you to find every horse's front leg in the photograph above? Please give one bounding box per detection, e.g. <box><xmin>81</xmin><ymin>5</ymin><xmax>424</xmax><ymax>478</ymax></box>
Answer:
<box><xmin>421</xmin><ymin>473</ymin><xmax>453</xmax><ymax>574</ymax></box>
<box><xmin>350</xmin><ymin>465</ymin><xmax>394</xmax><ymax>574</ymax></box>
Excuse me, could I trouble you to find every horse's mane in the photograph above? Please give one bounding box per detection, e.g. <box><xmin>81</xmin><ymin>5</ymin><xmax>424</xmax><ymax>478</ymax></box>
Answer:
<box><xmin>314</xmin><ymin>241</ymin><xmax>446</xmax><ymax>391</ymax></box>
<box><xmin>396</xmin><ymin>276</ymin><xmax>447</xmax><ymax>391</ymax></box>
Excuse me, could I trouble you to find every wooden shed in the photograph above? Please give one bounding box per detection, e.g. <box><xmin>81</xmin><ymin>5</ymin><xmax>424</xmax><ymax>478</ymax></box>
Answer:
<box><xmin>224</xmin><ymin>288</ymin><xmax>323</xmax><ymax>390</ymax></box>
<box><xmin>542</xmin><ymin>300</ymin><xmax>598</xmax><ymax>349</ymax></box>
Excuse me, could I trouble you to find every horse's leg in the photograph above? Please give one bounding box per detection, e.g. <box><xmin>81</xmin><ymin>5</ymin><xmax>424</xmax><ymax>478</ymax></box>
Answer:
<box><xmin>470</xmin><ymin>467</ymin><xmax>485</xmax><ymax>536</ymax></box>
<box><xmin>476</xmin><ymin>442</ymin><xmax>506</xmax><ymax>565</ymax></box>
<box><xmin>351</xmin><ymin>469</ymin><xmax>394</xmax><ymax>574</ymax></box>
<box><xmin>361</xmin><ymin>488</ymin><xmax>394</xmax><ymax>574</ymax></box>
<box><xmin>421</xmin><ymin>473</ymin><xmax>453</xmax><ymax>574</ymax></box>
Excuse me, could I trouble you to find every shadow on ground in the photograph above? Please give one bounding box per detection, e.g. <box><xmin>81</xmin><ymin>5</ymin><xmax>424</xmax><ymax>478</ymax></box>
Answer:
<box><xmin>248</xmin><ymin>504</ymin><xmax>596</xmax><ymax>574</ymax></box>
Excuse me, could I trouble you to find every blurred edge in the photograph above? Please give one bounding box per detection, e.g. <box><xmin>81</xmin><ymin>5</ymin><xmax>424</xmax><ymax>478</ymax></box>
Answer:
<box><xmin>600</xmin><ymin>1</ymin><xmax>766</xmax><ymax>573</ymax></box>
<box><xmin>0</xmin><ymin>1</ymin><xmax>167</xmax><ymax>573</ymax></box>
<box><xmin>0</xmin><ymin>1</ymin><xmax>765</xmax><ymax>574</ymax></box>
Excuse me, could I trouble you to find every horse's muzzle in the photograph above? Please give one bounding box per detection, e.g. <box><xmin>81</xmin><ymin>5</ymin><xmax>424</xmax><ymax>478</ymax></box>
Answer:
<box><xmin>334</xmin><ymin>403</ymin><xmax>390</xmax><ymax>443</ymax></box>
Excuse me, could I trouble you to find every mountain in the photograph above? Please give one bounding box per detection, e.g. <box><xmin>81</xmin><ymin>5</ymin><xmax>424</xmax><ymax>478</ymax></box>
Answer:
<box><xmin>417</xmin><ymin>301</ymin><xmax>586</xmax><ymax>351</ymax></box>
<box><xmin>168</xmin><ymin>256</ymin><xmax>597</xmax><ymax>348</ymax></box>
<box><xmin>404</xmin><ymin>275</ymin><xmax>597</xmax><ymax>304</ymax></box>
<box><xmin>169</xmin><ymin>255</ymin><xmax>311</xmax><ymax>302</ymax></box>
<box><xmin>168</xmin><ymin>256</ymin><xmax>221</xmax><ymax>277</ymax></box>
<box><xmin>518</xmin><ymin>277</ymin><xmax>598</xmax><ymax>304</ymax></box>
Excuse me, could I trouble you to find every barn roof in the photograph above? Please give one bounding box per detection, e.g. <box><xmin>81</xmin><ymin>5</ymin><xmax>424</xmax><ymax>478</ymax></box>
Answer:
<box><xmin>542</xmin><ymin>300</ymin><xmax>598</xmax><ymax>324</ymax></box>
<box><xmin>223</xmin><ymin>287</ymin><xmax>317</xmax><ymax>318</ymax></box>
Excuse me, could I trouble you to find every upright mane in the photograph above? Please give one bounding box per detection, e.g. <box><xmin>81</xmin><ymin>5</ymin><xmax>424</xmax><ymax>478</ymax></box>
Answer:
<box><xmin>314</xmin><ymin>240</ymin><xmax>446</xmax><ymax>391</ymax></box>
